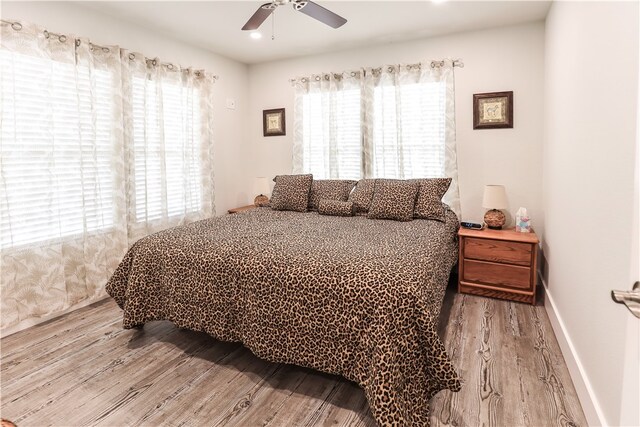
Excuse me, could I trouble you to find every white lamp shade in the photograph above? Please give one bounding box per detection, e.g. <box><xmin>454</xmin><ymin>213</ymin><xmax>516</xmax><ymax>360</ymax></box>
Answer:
<box><xmin>255</xmin><ymin>177</ymin><xmax>270</xmax><ymax>196</ymax></box>
<box><xmin>482</xmin><ymin>185</ymin><xmax>508</xmax><ymax>209</ymax></box>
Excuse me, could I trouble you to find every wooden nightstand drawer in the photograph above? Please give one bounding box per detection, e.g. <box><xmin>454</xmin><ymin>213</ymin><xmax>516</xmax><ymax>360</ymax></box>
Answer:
<box><xmin>464</xmin><ymin>237</ymin><xmax>531</xmax><ymax>266</ymax></box>
<box><xmin>463</xmin><ymin>259</ymin><xmax>532</xmax><ymax>290</ymax></box>
<box><xmin>458</xmin><ymin>227</ymin><xmax>539</xmax><ymax>305</ymax></box>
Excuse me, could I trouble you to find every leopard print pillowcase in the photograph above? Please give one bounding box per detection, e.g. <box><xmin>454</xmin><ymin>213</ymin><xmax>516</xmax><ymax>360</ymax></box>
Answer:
<box><xmin>411</xmin><ymin>178</ymin><xmax>452</xmax><ymax>222</ymax></box>
<box><xmin>317</xmin><ymin>199</ymin><xmax>354</xmax><ymax>217</ymax></box>
<box><xmin>308</xmin><ymin>180</ymin><xmax>357</xmax><ymax>211</ymax></box>
<box><xmin>367</xmin><ymin>179</ymin><xmax>419</xmax><ymax>222</ymax></box>
<box><xmin>348</xmin><ymin>179</ymin><xmax>377</xmax><ymax>215</ymax></box>
<box><xmin>269</xmin><ymin>174</ymin><xmax>313</xmax><ymax>212</ymax></box>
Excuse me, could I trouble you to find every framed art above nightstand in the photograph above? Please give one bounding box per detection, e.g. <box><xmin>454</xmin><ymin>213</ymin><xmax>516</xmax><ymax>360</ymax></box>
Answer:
<box><xmin>458</xmin><ymin>227</ymin><xmax>539</xmax><ymax>304</ymax></box>
<box><xmin>473</xmin><ymin>91</ymin><xmax>513</xmax><ymax>129</ymax></box>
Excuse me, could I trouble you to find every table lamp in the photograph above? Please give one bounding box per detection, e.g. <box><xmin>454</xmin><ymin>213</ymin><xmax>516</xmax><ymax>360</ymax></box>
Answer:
<box><xmin>254</xmin><ymin>177</ymin><xmax>270</xmax><ymax>207</ymax></box>
<box><xmin>482</xmin><ymin>185</ymin><xmax>508</xmax><ymax>229</ymax></box>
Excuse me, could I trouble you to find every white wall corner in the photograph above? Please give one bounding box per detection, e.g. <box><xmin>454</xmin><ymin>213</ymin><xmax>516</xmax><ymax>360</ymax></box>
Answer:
<box><xmin>540</xmin><ymin>274</ymin><xmax>606</xmax><ymax>426</ymax></box>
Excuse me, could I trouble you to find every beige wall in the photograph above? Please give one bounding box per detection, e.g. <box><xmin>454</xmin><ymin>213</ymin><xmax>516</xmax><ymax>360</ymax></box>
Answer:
<box><xmin>543</xmin><ymin>2</ymin><xmax>639</xmax><ymax>425</ymax></box>
<box><xmin>2</xmin><ymin>1</ymin><xmax>252</xmax><ymax>214</ymax></box>
<box><xmin>248</xmin><ymin>22</ymin><xmax>545</xmax><ymax>231</ymax></box>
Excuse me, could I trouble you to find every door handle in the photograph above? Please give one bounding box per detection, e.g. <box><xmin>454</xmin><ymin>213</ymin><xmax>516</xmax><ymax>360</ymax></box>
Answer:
<box><xmin>612</xmin><ymin>281</ymin><xmax>640</xmax><ymax>319</ymax></box>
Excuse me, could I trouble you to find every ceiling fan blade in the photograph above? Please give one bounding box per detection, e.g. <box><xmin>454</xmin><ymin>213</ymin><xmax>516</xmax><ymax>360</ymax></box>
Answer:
<box><xmin>294</xmin><ymin>1</ymin><xmax>347</xmax><ymax>29</ymax></box>
<box><xmin>242</xmin><ymin>3</ymin><xmax>276</xmax><ymax>31</ymax></box>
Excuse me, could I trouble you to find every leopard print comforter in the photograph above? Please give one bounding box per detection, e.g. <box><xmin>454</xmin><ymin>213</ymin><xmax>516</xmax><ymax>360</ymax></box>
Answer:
<box><xmin>106</xmin><ymin>207</ymin><xmax>462</xmax><ymax>426</ymax></box>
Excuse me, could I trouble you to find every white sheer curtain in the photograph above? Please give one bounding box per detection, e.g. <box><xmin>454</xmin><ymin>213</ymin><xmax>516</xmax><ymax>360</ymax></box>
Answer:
<box><xmin>363</xmin><ymin>60</ymin><xmax>460</xmax><ymax>214</ymax></box>
<box><xmin>0</xmin><ymin>20</ymin><xmax>216</xmax><ymax>332</ymax></box>
<box><xmin>292</xmin><ymin>71</ymin><xmax>364</xmax><ymax>180</ymax></box>
<box><xmin>122</xmin><ymin>51</ymin><xmax>215</xmax><ymax>243</ymax></box>
<box><xmin>292</xmin><ymin>60</ymin><xmax>460</xmax><ymax>216</ymax></box>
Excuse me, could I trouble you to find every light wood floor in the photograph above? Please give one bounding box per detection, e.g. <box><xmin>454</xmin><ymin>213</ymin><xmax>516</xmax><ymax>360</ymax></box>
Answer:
<box><xmin>1</xmin><ymin>283</ymin><xmax>587</xmax><ymax>427</ymax></box>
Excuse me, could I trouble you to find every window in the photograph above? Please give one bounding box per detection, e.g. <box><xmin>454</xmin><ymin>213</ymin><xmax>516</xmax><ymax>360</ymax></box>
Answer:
<box><xmin>295</xmin><ymin>76</ymin><xmax>448</xmax><ymax>181</ymax></box>
<box><xmin>131</xmin><ymin>77</ymin><xmax>202</xmax><ymax>222</ymax></box>
<box><xmin>301</xmin><ymin>88</ymin><xmax>362</xmax><ymax>180</ymax></box>
<box><xmin>1</xmin><ymin>51</ymin><xmax>114</xmax><ymax>248</ymax></box>
<box><xmin>371</xmin><ymin>81</ymin><xmax>446</xmax><ymax>179</ymax></box>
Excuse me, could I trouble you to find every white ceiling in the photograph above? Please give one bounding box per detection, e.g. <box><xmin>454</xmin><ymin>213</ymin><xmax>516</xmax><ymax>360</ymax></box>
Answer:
<box><xmin>79</xmin><ymin>1</ymin><xmax>551</xmax><ymax>65</ymax></box>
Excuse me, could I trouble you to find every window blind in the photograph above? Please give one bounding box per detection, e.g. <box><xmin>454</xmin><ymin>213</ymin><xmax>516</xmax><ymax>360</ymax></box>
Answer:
<box><xmin>297</xmin><ymin>79</ymin><xmax>447</xmax><ymax>181</ymax></box>
<box><xmin>301</xmin><ymin>88</ymin><xmax>362</xmax><ymax>180</ymax></box>
<box><xmin>371</xmin><ymin>81</ymin><xmax>446</xmax><ymax>179</ymax></box>
<box><xmin>131</xmin><ymin>77</ymin><xmax>202</xmax><ymax>223</ymax></box>
<box><xmin>1</xmin><ymin>51</ymin><xmax>114</xmax><ymax>248</ymax></box>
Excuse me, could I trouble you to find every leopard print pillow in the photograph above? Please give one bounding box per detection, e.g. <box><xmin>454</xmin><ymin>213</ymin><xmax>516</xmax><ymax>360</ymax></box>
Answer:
<box><xmin>269</xmin><ymin>174</ymin><xmax>313</xmax><ymax>212</ymax></box>
<box><xmin>411</xmin><ymin>178</ymin><xmax>452</xmax><ymax>222</ymax></box>
<box><xmin>308</xmin><ymin>180</ymin><xmax>357</xmax><ymax>211</ymax></box>
<box><xmin>367</xmin><ymin>179</ymin><xmax>419</xmax><ymax>222</ymax></box>
<box><xmin>317</xmin><ymin>199</ymin><xmax>354</xmax><ymax>217</ymax></box>
<box><xmin>348</xmin><ymin>179</ymin><xmax>377</xmax><ymax>215</ymax></box>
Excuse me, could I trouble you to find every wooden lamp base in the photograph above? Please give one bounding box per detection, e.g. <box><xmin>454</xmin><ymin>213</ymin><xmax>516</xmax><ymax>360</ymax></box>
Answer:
<box><xmin>254</xmin><ymin>194</ymin><xmax>269</xmax><ymax>207</ymax></box>
<box><xmin>484</xmin><ymin>209</ymin><xmax>506</xmax><ymax>229</ymax></box>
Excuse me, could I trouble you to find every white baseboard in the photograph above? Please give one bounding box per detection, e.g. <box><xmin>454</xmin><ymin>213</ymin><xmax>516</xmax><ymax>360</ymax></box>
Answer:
<box><xmin>1</xmin><ymin>294</ymin><xmax>110</xmax><ymax>338</ymax></box>
<box><xmin>541</xmin><ymin>277</ymin><xmax>606</xmax><ymax>426</ymax></box>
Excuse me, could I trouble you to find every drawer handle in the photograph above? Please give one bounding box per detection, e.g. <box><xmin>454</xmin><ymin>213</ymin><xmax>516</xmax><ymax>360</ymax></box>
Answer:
<box><xmin>611</xmin><ymin>281</ymin><xmax>640</xmax><ymax>319</ymax></box>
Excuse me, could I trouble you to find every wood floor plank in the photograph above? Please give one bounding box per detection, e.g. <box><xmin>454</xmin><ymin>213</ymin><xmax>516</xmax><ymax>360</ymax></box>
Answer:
<box><xmin>431</xmin><ymin>293</ymin><xmax>468</xmax><ymax>427</ymax></box>
<box><xmin>263</xmin><ymin>370</ymin><xmax>341</xmax><ymax>427</ymax></box>
<box><xmin>475</xmin><ymin>298</ymin><xmax>503</xmax><ymax>427</ymax></box>
<box><xmin>140</xmin><ymin>344</ymin><xmax>283</xmax><ymax>427</ymax></box>
<box><xmin>2</xmin><ymin>322</ymin><xmax>179</xmax><ymax>422</ymax></box>
<box><xmin>493</xmin><ymin>301</ymin><xmax>527</xmax><ymax>427</ymax></box>
<box><xmin>1</xmin><ymin>300</ymin><xmax>115</xmax><ymax>361</ymax></box>
<box><xmin>214</xmin><ymin>364</ymin><xmax>310</xmax><ymax>426</ymax></box>
<box><xmin>306</xmin><ymin>379</ymin><xmax>376</xmax><ymax>427</ymax></box>
<box><xmin>1</xmin><ymin>299</ymin><xmax>112</xmax><ymax>348</ymax></box>
<box><xmin>450</xmin><ymin>294</ymin><xmax>485</xmax><ymax>425</ymax></box>
<box><xmin>529</xmin><ymin>305</ymin><xmax>584</xmax><ymax>426</ymax></box>
<box><xmin>90</xmin><ymin>337</ymin><xmax>241</xmax><ymax>427</ymax></box>
<box><xmin>0</xmin><ymin>293</ymin><xmax>588</xmax><ymax>427</ymax></box>
<box><xmin>63</xmin><ymin>330</ymin><xmax>224</xmax><ymax>427</ymax></box>
<box><xmin>1</xmin><ymin>317</ymin><xmax>122</xmax><ymax>383</ymax></box>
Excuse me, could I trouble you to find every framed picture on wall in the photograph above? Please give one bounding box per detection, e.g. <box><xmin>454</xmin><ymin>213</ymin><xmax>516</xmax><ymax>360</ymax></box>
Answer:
<box><xmin>473</xmin><ymin>91</ymin><xmax>513</xmax><ymax>129</ymax></box>
<box><xmin>263</xmin><ymin>108</ymin><xmax>286</xmax><ymax>136</ymax></box>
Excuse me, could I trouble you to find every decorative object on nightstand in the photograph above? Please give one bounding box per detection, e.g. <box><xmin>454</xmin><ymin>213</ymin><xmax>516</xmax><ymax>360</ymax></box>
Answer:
<box><xmin>482</xmin><ymin>185</ymin><xmax>508</xmax><ymax>229</ymax></box>
<box><xmin>254</xmin><ymin>177</ymin><xmax>270</xmax><ymax>207</ymax></box>
<box><xmin>515</xmin><ymin>207</ymin><xmax>531</xmax><ymax>233</ymax></box>
<box><xmin>458</xmin><ymin>227</ymin><xmax>539</xmax><ymax>304</ymax></box>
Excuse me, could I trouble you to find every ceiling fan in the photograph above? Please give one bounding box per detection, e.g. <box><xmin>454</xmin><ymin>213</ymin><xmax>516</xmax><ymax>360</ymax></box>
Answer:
<box><xmin>242</xmin><ymin>0</ymin><xmax>347</xmax><ymax>31</ymax></box>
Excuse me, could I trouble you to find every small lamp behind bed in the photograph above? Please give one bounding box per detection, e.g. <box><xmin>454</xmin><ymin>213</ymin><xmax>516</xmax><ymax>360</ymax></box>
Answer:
<box><xmin>254</xmin><ymin>177</ymin><xmax>271</xmax><ymax>207</ymax></box>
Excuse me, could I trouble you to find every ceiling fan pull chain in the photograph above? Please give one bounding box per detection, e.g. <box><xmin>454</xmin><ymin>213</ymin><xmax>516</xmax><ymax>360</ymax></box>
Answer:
<box><xmin>271</xmin><ymin>10</ymin><xmax>275</xmax><ymax>40</ymax></box>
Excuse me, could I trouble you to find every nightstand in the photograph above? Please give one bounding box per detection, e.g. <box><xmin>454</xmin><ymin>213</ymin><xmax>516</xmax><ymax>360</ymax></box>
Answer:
<box><xmin>458</xmin><ymin>227</ymin><xmax>539</xmax><ymax>304</ymax></box>
<box><xmin>228</xmin><ymin>204</ymin><xmax>257</xmax><ymax>214</ymax></box>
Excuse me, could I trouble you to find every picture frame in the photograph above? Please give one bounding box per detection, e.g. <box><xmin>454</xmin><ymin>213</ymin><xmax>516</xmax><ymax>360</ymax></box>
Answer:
<box><xmin>473</xmin><ymin>91</ymin><xmax>513</xmax><ymax>129</ymax></box>
<box><xmin>263</xmin><ymin>108</ymin><xmax>286</xmax><ymax>136</ymax></box>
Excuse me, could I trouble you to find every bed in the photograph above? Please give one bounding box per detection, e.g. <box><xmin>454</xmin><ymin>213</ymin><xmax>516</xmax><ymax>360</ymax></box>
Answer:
<box><xmin>106</xmin><ymin>205</ymin><xmax>462</xmax><ymax>426</ymax></box>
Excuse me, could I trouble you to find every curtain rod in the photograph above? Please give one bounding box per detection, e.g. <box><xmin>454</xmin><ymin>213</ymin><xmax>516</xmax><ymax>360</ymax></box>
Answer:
<box><xmin>1</xmin><ymin>19</ymin><xmax>219</xmax><ymax>80</ymax></box>
<box><xmin>288</xmin><ymin>59</ymin><xmax>464</xmax><ymax>83</ymax></box>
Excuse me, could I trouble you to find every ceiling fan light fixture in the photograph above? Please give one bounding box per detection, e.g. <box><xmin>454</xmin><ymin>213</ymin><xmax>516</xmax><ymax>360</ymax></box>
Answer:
<box><xmin>250</xmin><ymin>32</ymin><xmax>263</xmax><ymax>39</ymax></box>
